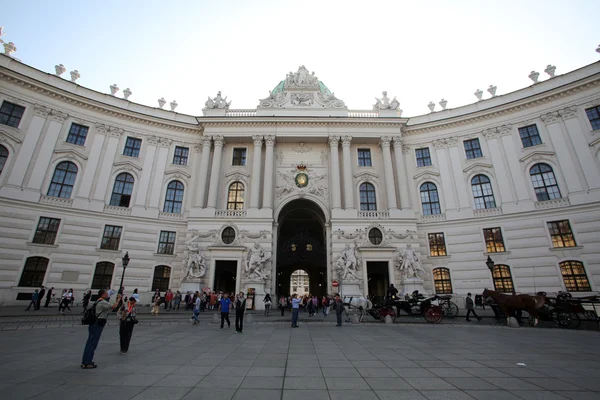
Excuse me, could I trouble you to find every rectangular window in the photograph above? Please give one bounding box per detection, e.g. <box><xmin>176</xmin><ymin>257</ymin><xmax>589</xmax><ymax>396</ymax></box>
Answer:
<box><xmin>464</xmin><ymin>138</ymin><xmax>483</xmax><ymax>159</ymax></box>
<box><xmin>157</xmin><ymin>231</ymin><xmax>176</xmax><ymax>255</ymax></box>
<box><xmin>547</xmin><ymin>220</ymin><xmax>576</xmax><ymax>248</ymax></box>
<box><xmin>518</xmin><ymin>125</ymin><xmax>542</xmax><ymax>148</ymax></box>
<box><xmin>483</xmin><ymin>227</ymin><xmax>505</xmax><ymax>253</ymax></box>
<box><xmin>232</xmin><ymin>148</ymin><xmax>247</xmax><ymax>166</ymax></box>
<box><xmin>585</xmin><ymin>106</ymin><xmax>600</xmax><ymax>131</ymax></box>
<box><xmin>100</xmin><ymin>225</ymin><xmax>122</xmax><ymax>250</ymax></box>
<box><xmin>32</xmin><ymin>217</ymin><xmax>61</xmax><ymax>245</ymax></box>
<box><xmin>0</xmin><ymin>101</ymin><xmax>25</xmax><ymax>128</ymax></box>
<box><xmin>415</xmin><ymin>148</ymin><xmax>432</xmax><ymax>167</ymax></box>
<box><xmin>173</xmin><ymin>146</ymin><xmax>189</xmax><ymax>165</ymax></box>
<box><xmin>123</xmin><ymin>137</ymin><xmax>142</xmax><ymax>157</ymax></box>
<box><xmin>357</xmin><ymin>148</ymin><xmax>372</xmax><ymax>167</ymax></box>
<box><xmin>428</xmin><ymin>232</ymin><xmax>447</xmax><ymax>257</ymax></box>
<box><xmin>66</xmin><ymin>123</ymin><xmax>89</xmax><ymax>146</ymax></box>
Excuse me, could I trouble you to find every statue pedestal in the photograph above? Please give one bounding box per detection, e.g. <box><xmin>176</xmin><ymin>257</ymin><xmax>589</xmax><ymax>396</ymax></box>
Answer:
<box><xmin>181</xmin><ymin>282</ymin><xmax>201</xmax><ymax>294</ymax></box>
<box><xmin>400</xmin><ymin>277</ymin><xmax>426</xmax><ymax>297</ymax></box>
<box><xmin>244</xmin><ymin>280</ymin><xmax>266</xmax><ymax>310</ymax></box>
<box><xmin>339</xmin><ymin>282</ymin><xmax>363</xmax><ymax>297</ymax></box>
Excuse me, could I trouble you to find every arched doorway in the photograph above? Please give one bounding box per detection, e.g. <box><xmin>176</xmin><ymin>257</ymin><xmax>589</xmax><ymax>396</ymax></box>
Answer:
<box><xmin>276</xmin><ymin>199</ymin><xmax>327</xmax><ymax>299</ymax></box>
<box><xmin>290</xmin><ymin>269</ymin><xmax>310</xmax><ymax>295</ymax></box>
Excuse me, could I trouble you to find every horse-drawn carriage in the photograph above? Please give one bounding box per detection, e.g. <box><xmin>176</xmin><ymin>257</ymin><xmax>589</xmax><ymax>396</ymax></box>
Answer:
<box><xmin>365</xmin><ymin>291</ymin><xmax>446</xmax><ymax>324</ymax></box>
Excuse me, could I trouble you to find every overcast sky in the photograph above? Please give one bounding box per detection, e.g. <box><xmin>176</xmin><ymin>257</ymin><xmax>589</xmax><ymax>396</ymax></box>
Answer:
<box><xmin>3</xmin><ymin>0</ymin><xmax>599</xmax><ymax>117</ymax></box>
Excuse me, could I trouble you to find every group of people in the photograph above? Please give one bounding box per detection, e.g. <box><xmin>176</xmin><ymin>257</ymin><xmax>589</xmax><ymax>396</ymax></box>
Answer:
<box><xmin>285</xmin><ymin>293</ymin><xmax>346</xmax><ymax>327</ymax></box>
<box><xmin>25</xmin><ymin>286</ymin><xmax>80</xmax><ymax>314</ymax></box>
<box><xmin>149</xmin><ymin>289</ymin><xmax>181</xmax><ymax>315</ymax></box>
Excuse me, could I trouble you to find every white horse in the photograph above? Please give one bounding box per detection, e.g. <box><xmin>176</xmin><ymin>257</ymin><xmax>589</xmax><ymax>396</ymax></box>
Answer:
<box><xmin>342</xmin><ymin>296</ymin><xmax>373</xmax><ymax>322</ymax></box>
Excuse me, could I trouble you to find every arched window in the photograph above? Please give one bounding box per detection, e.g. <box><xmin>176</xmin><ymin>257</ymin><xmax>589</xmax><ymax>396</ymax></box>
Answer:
<box><xmin>359</xmin><ymin>182</ymin><xmax>377</xmax><ymax>211</ymax></box>
<box><xmin>109</xmin><ymin>173</ymin><xmax>134</xmax><ymax>207</ymax></box>
<box><xmin>492</xmin><ymin>265</ymin><xmax>514</xmax><ymax>293</ymax></box>
<box><xmin>560</xmin><ymin>261</ymin><xmax>591</xmax><ymax>292</ymax></box>
<box><xmin>18</xmin><ymin>257</ymin><xmax>49</xmax><ymax>287</ymax></box>
<box><xmin>471</xmin><ymin>174</ymin><xmax>496</xmax><ymax>209</ymax></box>
<box><xmin>163</xmin><ymin>181</ymin><xmax>184</xmax><ymax>214</ymax></box>
<box><xmin>91</xmin><ymin>262</ymin><xmax>114</xmax><ymax>290</ymax></box>
<box><xmin>420</xmin><ymin>182</ymin><xmax>441</xmax><ymax>215</ymax></box>
<box><xmin>47</xmin><ymin>161</ymin><xmax>78</xmax><ymax>198</ymax></box>
<box><xmin>530</xmin><ymin>163</ymin><xmax>561</xmax><ymax>201</ymax></box>
<box><xmin>227</xmin><ymin>182</ymin><xmax>245</xmax><ymax>210</ymax></box>
<box><xmin>0</xmin><ymin>144</ymin><xmax>8</xmax><ymax>175</ymax></box>
<box><xmin>152</xmin><ymin>266</ymin><xmax>171</xmax><ymax>292</ymax></box>
<box><xmin>433</xmin><ymin>268</ymin><xmax>452</xmax><ymax>294</ymax></box>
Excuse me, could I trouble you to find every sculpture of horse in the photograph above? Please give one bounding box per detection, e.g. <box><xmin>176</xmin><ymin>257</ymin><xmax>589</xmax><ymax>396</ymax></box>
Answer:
<box><xmin>482</xmin><ymin>289</ymin><xmax>546</xmax><ymax>326</ymax></box>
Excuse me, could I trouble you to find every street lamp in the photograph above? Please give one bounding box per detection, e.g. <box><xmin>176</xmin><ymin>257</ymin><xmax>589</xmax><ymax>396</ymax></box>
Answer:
<box><xmin>118</xmin><ymin>252</ymin><xmax>130</xmax><ymax>295</ymax></box>
<box><xmin>486</xmin><ymin>256</ymin><xmax>494</xmax><ymax>273</ymax></box>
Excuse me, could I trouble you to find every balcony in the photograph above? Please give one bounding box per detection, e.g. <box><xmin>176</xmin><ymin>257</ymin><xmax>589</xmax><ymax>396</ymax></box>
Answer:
<box><xmin>419</xmin><ymin>213</ymin><xmax>447</xmax><ymax>223</ymax></box>
<box><xmin>534</xmin><ymin>198</ymin><xmax>570</xmax><ymax>210</ymax></box>
<box><xmin>104</xmin><ymin>205</ymin><xmax>131</xmax><ymax>215</ymax></box>
<box><xmin>39</xmin><ymin>195</ymin><xmax>73</xmax><ymax>208</ymax></box>
<box><xmin>215</xmin><ymin>210</ymin><xmax>247</xmax><ymax>218</ymax></box>
<box><xmin>357</xmin><ymin>210</ymin><xmax>389</xmax><ymax>219</ymax></box>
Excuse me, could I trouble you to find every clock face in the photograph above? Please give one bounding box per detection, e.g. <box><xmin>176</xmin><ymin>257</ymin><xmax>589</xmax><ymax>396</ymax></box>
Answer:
<box><xmin>295</xmin><ymin>173</ymin><xmax>308</xmax><ymax>188</ymax></box>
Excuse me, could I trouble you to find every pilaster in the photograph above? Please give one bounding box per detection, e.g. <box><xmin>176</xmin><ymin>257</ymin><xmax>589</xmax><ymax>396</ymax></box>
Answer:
<box><xmin>393</xmin><ymin>137</ymin><xmax>411</xmax><ymax>210</ymax></box>
<box><xmin>206</xmin><ymin>135</ymin><xmax>225</xmax><ymax>209</ymax></box>
<box><xmin>380</xmin><ymin>136</ymin><xmax>397</xmax><ymax>210</ymax></box>
<box><xmin>341</xmin><ymin>135</ymin><xmax>355</xmax><ymax>209</ymax></box>
<box><xmin>249</xmin><ymin>135</ymin><xmax>263</xmax><ymax>209</ymax></box>
<box><xmin>195</xmin><ymin>136</ymin><xmax>213</xmax><ymax>208</ymax></box>
<box><xmin>263</xmin><ymin>135</ymin><xmax>276</xmax><ymax>209</ymax></box>
<box><xmin>329</xmin><ymin>136</ymin><xmax>342</xmax><ymax>209</ymax></box>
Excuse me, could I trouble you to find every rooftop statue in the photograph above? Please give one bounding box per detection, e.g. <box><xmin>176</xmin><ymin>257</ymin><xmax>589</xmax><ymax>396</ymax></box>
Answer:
<box><xmin>285</xmin><ymin>65</ymin><xmax>319</xmax><ymax>88</ymax></box>
<box><xmin>373</xmin><ymin>91</ymin><xmax>400</xmax><ymax>111</ymax></box>
<box><xmin>204</xmin><ymin>91</ymin><xmax>231</xmax><ymax>110</ymax></box>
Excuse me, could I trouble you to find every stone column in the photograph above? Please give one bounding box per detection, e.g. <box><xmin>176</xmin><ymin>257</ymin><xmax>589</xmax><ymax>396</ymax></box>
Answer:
<box><xmin>134</xmin><ymin>137</ymin><xmax>157</xmax><ymax>207</ymax></box>
<box><xmin>250</xmin><ymin>135</ymin><xmax>263</xmax><ymax>209</ymax></box>
<box><xmin>392</xmin><ymin>137</ymin><xmax>411</xmax><ymax>209</ymax></box>
<box><xmin>195</xmin><ymin>137</ymin><xmax>213</xmax><ymax>208</ymax></box>
<box><xmin>206</xmin><ymin>135</ymin><xmax>225</xmax><ymax>209</ymax></box>
<box><xmin>483</xmin><ymin>128</ymin><xmax>515</xmax><ymax>204</ymax></box>
<box><xmin>560</xmin><ymin>107</ymin><xmax>600</xmax><ymax>189</ymax></box>
<box><xmin>271</xmin><ymin>222</ymin><xmax>278</xmax><ymax>294</ymax></box>
<box><xmin>28</xmin><ymin>111</ymin><xmax>67</xmax><ymax>191</ymax></box>
<box><xmin>329</xmin><ymin>136</ymin><xmax>342</xmax><ymax>209</ymax></box>
<box><xmin>341</xmin><ymin>135</ymin><xmax>355</xmax><ymax>209</ymax></box>
<box><xmin>263</xmin><ymin>135</ymin><xmax>276</xmax><ymax>209</ymax></box>
<box><xmin>388</xmin><ymin>260</ymin><xmax>396</xmax><ymax>288</ymax></box>
<box><xmin>380</xmin><ymin>136</ymin><xmax>397</xmax><ymax>210</ymax></box>
<box><xmin>92</xmin><ymin>128</ymin><xmax>121</xmax><ymax>201</ymax></box>
<box><xmin>326</xmin><ymin>223</ymin><xmax>332</xmax><ymax>294</ymax></box>
<box><xmin>148</xmin><ymin>139</ymin><xmax>170</xmax><ymax>209</ymax></box>
<box><xmin>77</xmin><ymin>126</ymin><xmax>105</xmax><ymax>199</ymax></box>
<box><xmin>434</xmin><ymin>141</ymin><xmax>457</xmax><ymax>211</ymax></box>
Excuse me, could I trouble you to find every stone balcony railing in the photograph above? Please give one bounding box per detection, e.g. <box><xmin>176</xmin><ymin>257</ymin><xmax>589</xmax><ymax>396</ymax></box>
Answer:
<box><xmin>158</xmin><ymin>211</ymin><xmax>184</xmax><ymax>221</ymax></box>
<box><xmin>534</xmin><ymin>198</ymin><xmax>570</xmax><ymax>210</ymax></box>
<box><xmin>215</xmin><ymin>210</ymin><xmax>247</xmax><ymax>218</ymax></box>
<box><xmin>419</xmin><ymin>213</ymin><xmax>447</xmax><ymax>223</ymax></box>
<box><xmin>473</xmin><ymin>207</ymin><xmax>503</xmax><ymax>217</ymax></box>
<box><xmin>104</xmin><ymin>205</ymin><xmax>132</xmax><ymax>215</ymax></box>
<box><xmin>347</xmin><ymin>110</ymin><xmax>379</xmax><ymax>118</ymax></box>
<box><xmin>358</xmin><ymin>210</ymin><xmax>389</xmax><ymax>219</ymax></box>
<box><xmin>39</xmin><ymin>195</ymin><xmax>73</xmax><ymax>208</ymax></box>
<box><xmin>225</xmin><ymin>110</ymin><xmax>257</xmax><ymax>117</ymax></box>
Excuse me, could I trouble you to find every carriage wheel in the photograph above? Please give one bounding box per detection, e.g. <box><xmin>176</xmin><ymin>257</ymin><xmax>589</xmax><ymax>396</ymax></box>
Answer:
<box><xmin>552</xmin><ymin>311</ymin><xmax>573</xmax><ymax>328</ymax></box>
<box><xmin>583</xmin><ymin>310</ymin><xmax>598</xmax><ymax>321</ymax></box>
<box><xmin>569</xmin><ymin>312</ymin><xmax>581</xmax><ymax>329</ymax></box>
<box><xmin>442</xmin><ymin>302</ymin><xmax>459</xmax><ymax>318</ymax></box>
<box><xmin>424</xmin><ymin>306</ymin><xmax>443</xmax><ymax>324</ymax></box>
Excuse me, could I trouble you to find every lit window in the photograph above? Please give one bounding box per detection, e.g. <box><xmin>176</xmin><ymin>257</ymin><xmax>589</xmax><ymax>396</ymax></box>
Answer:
<box><xmin>0</xmin><ymin>101</ymin><xmax>25</xmax><ymax>128</ymax></box>
<box><xmin>101</xmin><ymin>225</ymin><xmax>122</xmax><ymax>251</ymax></box>
<box><xmin>492</xmin><ymin>265</ymin><xmax>514</xmax><ymax>293</ymax></box>
<box><xmin>110</xmin><ymin>173</ymin><xmax>134</xmax><ymax>207</ymax></box>
<box><xmin>163</xmin><ymin>181</ymin><xmax>184</xmax><ymax>214</ymax></box>
<box><xmin>33</xmin><ymin>217</ymin><xmax>61</xmax><ymax>245</ymax></box>
<box><xmin>547</xmin><ymin>220</ymin><xmax>576</xmax><ymax>248</ymax></box>
<box><xmin>420</xmin><ymin>182</ymin><xmax>441</xmax><ymax>215</ymax></box>
<box><xmin>519</xmin><ymin>125</ymin><xmax>542</xmax><ymax>148</ymax></box>
<box><xmin>428</xmin><ymin>233</ymin><xmax>447</xmax><ymax>256</ymax></box>
<box><xmin>173</xmin><ymin>146</ymin><xmax>189</xmax><ymax>165</ymax></box>
<box><xmin>464</xmin><ymin>138</ymin><xmax>483</xmax><ymax>159</ymax></box>
<box><xmin>227</xmin><ymin>182</ymin><xmax>245</xmax><ymax>210</ymax></box>
<box><xmin>560</xmin><ymin>261</ymin><xmax>591</xmax><ymax>292</ymax></box>
<box><xmin>66</xmin><ymin>123</ymin><xmax>89</xmax><ymax>146</ymax></box>
<box><xmin>358</xmin><ymin>149</ymin><xmax>372</xmax><ymax>167</ymax></box>
<box><xmin>152</xmin><ymin>266</ymin><xmax>171</xmax><ymax>292</ymax></box>
<box><xmin>359</xmin><ymin>183</ymin><xmax>377</xmax><ymax>211</ymax></box>
<box><xmin>471</xmin><ymin>175</ymin><xmax>496</xmax><ymax>209</ymax></box>
<box><xmin>415</xmin><ymin>148</ymin><xmax>432</xmax><ymax>167</ymax></box>
<box><xmin>530</xmin><ymin>163</ymin><xmax>561</xmax><ymax>201</ymax></box>
<box><xmin>157</xmin><ymin>231</ymin><xmax>176</xmax><ymax>255</ymax></box>
<box><xmin>433</xmin><ymin>268</ymin><xmax>452</xmax><ymax>294</ymax></box>
<box><xmin>483</xmin><ymin>228</ymin><xmax>505</xmax><ymax>253</ymax></box>
<box><xmin>123</xmin><ymin>137</ymin><xmax>142</xmax><ymax>157</ymax></box>
<box><xmin>47</xmin><ymin>161</ymin><xmax>78</xmax><ymax>198</ymax></box>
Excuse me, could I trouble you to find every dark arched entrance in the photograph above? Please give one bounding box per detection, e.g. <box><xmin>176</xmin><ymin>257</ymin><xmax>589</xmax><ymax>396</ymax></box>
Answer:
<box><xmin>276</xmin><ymin>199</ymin><xmax>327</xmax><ymax>299</ymax></box>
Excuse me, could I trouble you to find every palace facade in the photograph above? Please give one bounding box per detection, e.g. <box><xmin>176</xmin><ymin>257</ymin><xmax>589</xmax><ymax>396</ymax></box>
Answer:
<box><xmin>1</xmin><ymin>55</ymin><xmax>599</xmax><ymax>307</ymax></box>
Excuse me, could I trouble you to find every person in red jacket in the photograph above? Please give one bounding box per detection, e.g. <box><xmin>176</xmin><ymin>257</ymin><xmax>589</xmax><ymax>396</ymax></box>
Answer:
<box><xmin>165</xmin><ymin>289</ymin><xmax>174</xmax><ymax>311</ymax></box>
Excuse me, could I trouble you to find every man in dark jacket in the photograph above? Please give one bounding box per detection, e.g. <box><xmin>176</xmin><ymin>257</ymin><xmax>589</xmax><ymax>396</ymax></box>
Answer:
<box><xmin>465</xmin><ymin>293</ymin><xmax>481</xmax><ymax>321</ymax></box>
<box><xmin>36</xmin><ymin>286</ymin><xmax>45</xmax><ymax>310</ymax></box>
<box><xmin>44</xmin><ymin>287</ymin><xmax>53</xmax><ymax>308</ymax></box>
<box><xmin>235</xmin><ymin>292</ymin><xmax>246</xmax><ymax>333</ymax></box>
<box><xmin>333</xmin><ymin>294</ymin><xmax>345</xmax><ymax>327</ymax></box>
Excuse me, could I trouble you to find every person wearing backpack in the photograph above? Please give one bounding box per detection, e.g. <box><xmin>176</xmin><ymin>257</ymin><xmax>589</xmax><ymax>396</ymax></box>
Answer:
<box><xmin>118</xmin><ymin>296</ymin><xmax>138</xmax><ymax>354</ymax></box>
<box><xmin>81</xmin><ymin>289</ymin><xmax>120</xmax><ymax>369</ymax></box>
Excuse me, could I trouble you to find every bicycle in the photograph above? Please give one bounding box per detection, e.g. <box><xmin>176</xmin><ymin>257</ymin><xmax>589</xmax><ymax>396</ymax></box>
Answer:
<box><xmin>436</xmin><ymin>295</ymin><xmax>459</xmax><ymax>318</ymax></box>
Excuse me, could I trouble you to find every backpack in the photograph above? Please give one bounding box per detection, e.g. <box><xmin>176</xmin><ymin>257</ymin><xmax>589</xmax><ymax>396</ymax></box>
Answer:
<box><xmin>81</xmin><ymin>300</ymin><xmax>100</xmax><ymax>325</ymax></box>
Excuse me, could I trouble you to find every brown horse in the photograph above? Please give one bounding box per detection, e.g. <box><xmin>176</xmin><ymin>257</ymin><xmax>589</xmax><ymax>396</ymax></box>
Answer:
<box><xmin>482</xmin><ymin>289</ymin><xmax>546</xmax><ymax>326</ymax></box>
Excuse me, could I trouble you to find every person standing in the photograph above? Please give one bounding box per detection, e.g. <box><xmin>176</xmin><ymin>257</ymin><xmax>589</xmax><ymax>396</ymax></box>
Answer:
<box><xmin>191</xmin><ymin>292</ymin><xmax>201</xmax><ymax>324</ymax></box>
<box><xmin>218</xmin><ymin>292</ymin><xmax>231</xmax><ymax>329</ymax></box>
<box><xmin>25</xmin><ymin>289</ymin><xmax>39</xmax><ymax>311</ymax></box>
<box><xmin>36</xmin><ymin>286</ymin><xmax>45</xmax><ymax>310</ymax></box>
<box><xmin>164</xmin><ymin>289</ymin><xmax>172</xmax><ymax>311</ymax></box>
<box><xmin>334</xmin><ymin>294</ymin><xmax>345</xmax><ymax>327</ymax></box>
<box><xmin>107</xmin><ymin>288</ymin><xmax>115</xmax><ymax>301</ymax></box>
<box><xmin>151</xmin><ymin>292</ymin><xmax>160</xmax><ymax>316</ymax></box>
<box><xmin>44</xmin><ymin>287</ymin><xmax>53</xmax><ymax>308</ymax></box>
<box><xmin>465</xmin><ymin>293</ymin><xmax>482</xmax><ymax>321</ymax></box>
<box><xmin>81</xmin><ymin>289</ymin><xmax>120</xmax><ymax>368</ymax></box>
<box><xmin>82</xmin><ymin>290</ymin><xmax>92</xmax><ymax>313</ymax></box>
<box><xmin>118</xmin><ymin>296</ymin><xmax>137</xmax><ymax>354</ymax></box>
<box><xmin>235</xmin><ymin>292</ymin><xmax>246</xmax><ymax>333</ymax></box>
<box><xmin>279</xmin><ymin>295</ymin><xmax>287</xmax><ymax>316</ymax></box>
<box><xmin>174</xmin><ymin>291</ymin><xmax>181</xmax><ymax>311</ymax></box>
<box><xmin>263</xmin><ymin>293</ymin><xmax>272</xmax><ymax>317</ymax></box>
<box><xmin>322</xmin><ymin>295</ymin><xmax>329</xmax><ymax>317</ymax></box>
<box><xmin>291</xmin><ymin>294</ymin><xmax>301</xmax><ymax>328</ymax></box>
<box><xmin>131</xmin><ymin>288</ymin><xmax>140</xmax><ymax>302</ymax></box>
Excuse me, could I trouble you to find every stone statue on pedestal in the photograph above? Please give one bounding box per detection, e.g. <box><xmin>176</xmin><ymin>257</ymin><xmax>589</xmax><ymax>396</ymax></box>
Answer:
<box><xmin>181</xmin><ymin>241</ymin><xmax>207</xmax><ymax>283</ymax></box>
<box><xmin>245</xmin><ymin>242</ymin><xmax>271</xmax><ymax>281</ymax></box>
<box><xmin>335</xmin><ymin>244</ymin><xmax>360</xmax><ymax>281</ymax></box>
<box><xmin>204</xmin><ymin>91</ymin><xmax>231</xmax><ymax>110</ymax></box>
<box><xmin>373</xmin><ymin>91</ymin><xmax>400</xmax><ymax>111</ymax></box>
<box><xmin>395</xmin><ymin>244</ymin><xmax>427</xmax><ymax>280</ymax></box>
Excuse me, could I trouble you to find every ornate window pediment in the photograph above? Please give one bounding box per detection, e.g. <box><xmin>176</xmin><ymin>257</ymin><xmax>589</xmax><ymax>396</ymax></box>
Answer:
<box><xmin>164</xmin><ymin>168</ymin><xmax>191</xmax><ymax>179</ymax></box>
<box><xmin>113</xmin><ymin>160</ymin><xmax>142</xmax><ymax>171</ymax></box>
<box><xmin>413</xmin><ymin>170</ymin><xmax>440</xmax><ymax>181</ymax></box>
<box><xmin>0</xmin><ymin>129</ymin><xmax>22</xmax><ymax>146</ymax></box>
<box><xmin>53</xmin><ymin>148</ymin><xmax>88</xmax><ymax>162</ymax></box>
<box><xmin>462</xmin><ymin>162</ymin><xmax>492</xmax><ymax>174</ymax></box>
<box><xmin>519</xmin><ymin>150</ymin><xmax>556</xmax><ymax>164</ymax></box>
<box><xmin>225</xmin><ymin>169</ymin><xmax>251</xmax><ymax>179</ymax></box>
<box><xmin>354</xmin><ymin>171</ymin><xmax>379</xmax><ymax>182</ymax></box>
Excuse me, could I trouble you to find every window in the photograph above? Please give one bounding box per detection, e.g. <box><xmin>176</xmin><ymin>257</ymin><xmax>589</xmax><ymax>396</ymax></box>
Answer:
<box><xmin>157</xmin><ymin>231</ymin><xmax>176</xmax><ymax>255</ymax></box>
<box><xmin>100</xmin><ymin>225</ymin><xmax>122</xmax><ymax>250</ymax></box>
<box><xmin>232</xmin><ymin>148</ymin><xmax>247</xmax><ymax>166</ymax></box>
<box><xmin>415</xmin><ymin>148</ymin><xmax>432</xmax><ymax>167</ymax></box>
<box><xmin>492</xmin><ymin>265</ymin><xmax>514</xmax><ymax>293</ymax></box>
<box><xmin>222</xmin><ymin>227</ymin><xmax>236</xmax><ymax>244</ymax></box>
<box><xmin>32</xmin><ymin>217</ymin><xmax>61</xmax><ymax>245</ymax></box>
<box><xmin>227</xmin><ymin>182</ymin><xmax>245</xmax><ymax>210</ymax></box>
<box><xmin>420</xmin><ymin>182</ymin><xmax>441</xmax><ymax>215</ymax></box>
<box><xmin>47</xmin><ymin>161</ymin><xmax>78</xmax><ymax>198</ymax></box>
<box><xmin>547</xmin><ymin>220</ymin><xmax>576</xmax><ymax>248</ymax></box>
<box><xmin>18</xmin><ymin>257</ymin><xmax>49</xmax><ymax>287</ymax></box>
<box><xmin>519</xmin><ymin>125</ymin><xmax>542</xmax><ymax>148</ymax></box>
<box><xmin>173</xmin><ymin>146</ymin><xmax>189</xmax><ymax>165</ymax></box>
<box><xmin>433</xmin><ymin>268</ymin><xmax>453</xmax><ymax>294</ymax></box>
<box><xmin>428</xmin><ymin>233</ymin><xmax>447</xmax><ymax>256</ymax></box>
<box><xmin>530</xmin><ymin>163</ymin><xmax>561</xmax><ymax>201</ymax></box>
<box><xmin>0</xmin><ymin>144</ymin><xmax>8</xmax><ymax>175</ymax></box>
<box><xmin>91</xmin><ymin>262</ymin><xmax>114</xmax><ymax>290</ymax></box>
<box><xmin>471</xmin><ymin>175</ymin><xmax>496</xmax><ymax>209</ymax></box>
<box><xmin>358</xmin><ymin>149</ymin><xmax>372</xmax><ymax>167</ymax></box>
<box><xmin>585</xmin><ymin>106</ymin><xmax>600</xmax><ymax>131</ymax></box>
<box><xmin>109</xmin><ymin>173</ymin><xmax>134</xmax><ymax>207</ymax></box>
<box><xmin>163</xmin><ymin>180</ymin><xmax>184</xmax><ymax>214</ymax></box>
<box><xmin>66</xmin><ymin>123</ymin><xmax>89</xmax><ymax>146</ymax></box>
<box><xmin>0</xmin><ymin>101</ymin><xmax>25</xmax><ymax>128</ymax></box>
<box><xmin>483</xmin><ymin>227</ymin><xmax>505</xmax><ymax>253</ymax></box>
<box><xmin>368</xmin><ymin>228</ymin><xmax>382</xmax><ymax>245</ymax></box>
<box><xmin>152</xmin><ymin>266</ymin><xmax>171</xmax><ymax>292</ymax></box>
<box><xmin>359</xmin><ymin>182</ymin><xmax>377</xmax><ymax>211</ymax></box>
<box><xmin>560</xmin><ymin>261</ymin><xmax>591</xmax><ymax>292</ymax></box>
<box><xmin>123</xmin><ymin>137</ymin><xmax>142</xmax><ymax>157</ymax></box>
<box><xmin>464</xmin><ymin>138</ymin><xmax>483</xmax><ymax>159</ymax></box>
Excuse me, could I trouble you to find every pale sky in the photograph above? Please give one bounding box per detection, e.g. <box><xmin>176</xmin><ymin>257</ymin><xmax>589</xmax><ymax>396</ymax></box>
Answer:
<box><xmin>3</xmin><ymin>0</ymin><xmax>599</xmax><ymax>117</ymax></box>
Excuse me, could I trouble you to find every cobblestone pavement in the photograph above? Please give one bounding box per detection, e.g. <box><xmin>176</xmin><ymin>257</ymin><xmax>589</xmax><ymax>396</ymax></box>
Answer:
<box><xmin>1</xmin><ymin>319</ymin><xmax>599</xmax><ymax>400</ymax></box>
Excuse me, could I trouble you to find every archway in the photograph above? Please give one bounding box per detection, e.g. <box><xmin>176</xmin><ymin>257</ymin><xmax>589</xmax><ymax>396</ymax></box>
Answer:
<box><xmin>276</xmin><ymin>199</ymin><xmax>327</xmax><ymax>299</ymax></box>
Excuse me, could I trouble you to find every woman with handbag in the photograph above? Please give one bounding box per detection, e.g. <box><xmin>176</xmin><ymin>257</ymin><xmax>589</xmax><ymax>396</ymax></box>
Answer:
<box><xmin>263</xmin><ymin>293</ymin><xmax>272</xmax><ymax>317</ymax></box>
<box><xmin>118</xmin><ymin>296</ymin><xmax>138</xmax><ymax>354</ymax></box>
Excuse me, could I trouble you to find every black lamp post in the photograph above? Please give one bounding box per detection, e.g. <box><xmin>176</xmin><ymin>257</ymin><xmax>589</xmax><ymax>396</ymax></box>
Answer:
<box><xmin>118</xmin><ymin>252</ymin><xmax>130</xmax><ymax>295</ymax></box>
<box><xmin>486</xmin><ymin>256</ymin><xmax>494</xmax><ymax>273</ymax></box>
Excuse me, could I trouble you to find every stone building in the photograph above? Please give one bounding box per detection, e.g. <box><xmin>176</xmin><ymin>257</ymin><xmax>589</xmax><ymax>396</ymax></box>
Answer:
<box><xmin>0</xmin><ymin>56</ymin><xmax>599</xmax><ymax>307</ymax></box>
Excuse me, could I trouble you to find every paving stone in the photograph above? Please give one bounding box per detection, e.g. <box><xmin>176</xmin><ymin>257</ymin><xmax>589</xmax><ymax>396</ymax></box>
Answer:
<box><xmin>182</xmin><ymin>387</ymin><xmax>236</xmax><ymax>399</ymax></box>
<box><xmin>404</xmin><ymin>377</ymin><xmax>457</xmax><ymax>390</ymax></box>
<box><xmin>240</xmin><ymin>376</ymin><xmax>284</xmax><ymax>389</ymax></box>
<box><xmin>325</xmin><ymin>377</ymin><xmax>369</xmax><ymax>390</ymax></box>
<box><xmin>419</xmin><ymin>390</ymin><xmax>476</xmax><ymax>400</ymax></box>
<box><xmin>130</xmin><ymin>386</ymin><xmax>192</xmax><ymax>400</ymax></box>
<box><xmin>374</xmin><ymin>390</ymin><xmax>427</xmax><ymax>400</ymax></box>
<box><xmin>246</xmin><ymin>366</ymin><xmax>286</xmax><ymax>376</ymax></box>
<box><xmin>364</xmin><ymin>377</ymin><xmax>412</xmax><ymax>389</ymax></box>
<box><xmin>328</xmin><ymin>389</ymin><xmax>379</xmax><ymax>400</ymax></box>
<box><xmin>152</xmin><ymin>374</ymin><xmax>204</xmax><ymax>387</ymax></box>
<box><xmin>444</xmin><ymin>377</ymin><xmax>501</xmax><ymax>390</ymax></box>
<box><xmin>552</xmin><ymin>391</ymin><xmax>598</xmax><ymax>400</ymax></box>
<box><xmin>428</xmin><ymin>367</ymin><xmax>475</xmax><ymax>377</ymax></box>
<box><xmin>282</xmin><ymin>389</ymin><xmax>331</xmax><ymax>400</ymax></box>
<box><xmin>356</xmin><ymin>367</ymin><xmax>398</xmax><ymax>377</ymax></box>
<box><xmin>232</xmin><ymin>389</ymin><xmax>282</xmax><ymax>400</ymax></box>
<box><xmin>464</xmin><ymin>390</ymin><xmax>522</xmax><ymax>400</ymax></box>
<box><xmin>394</xmin><ymin>367</ymin><xmax>437</xmax><ymax>378</ymax></box>
<box><xmin>284</xmin><ymin>376</ymin><xmax>326</xmax><ymax>389</ymax></box>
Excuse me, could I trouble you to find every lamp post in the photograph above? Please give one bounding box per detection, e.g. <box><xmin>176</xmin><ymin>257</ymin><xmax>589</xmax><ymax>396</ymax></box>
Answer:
<box><xmin>118</xmin><ymin>252</ymin><xmax>130</xmax><ymax>295</ymax></box>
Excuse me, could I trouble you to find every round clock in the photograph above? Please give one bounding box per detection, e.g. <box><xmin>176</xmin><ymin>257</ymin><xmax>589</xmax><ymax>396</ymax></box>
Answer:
<box><xmin>295</xmin><ymin>173</ymin><xmax>309</xmax><ymax>188</ymax></box>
